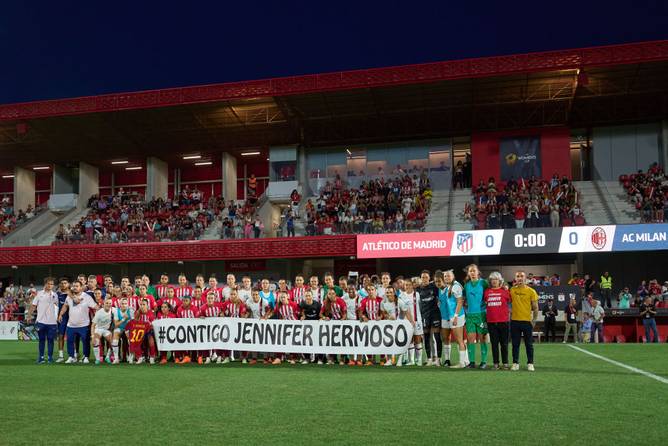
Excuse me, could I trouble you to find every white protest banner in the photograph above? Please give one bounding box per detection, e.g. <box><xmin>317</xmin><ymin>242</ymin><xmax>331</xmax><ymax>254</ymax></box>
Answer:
<box><xmin>152</xmin><ymin>318</ymin><xmax>414</xmax><ymax>355</ymax></box>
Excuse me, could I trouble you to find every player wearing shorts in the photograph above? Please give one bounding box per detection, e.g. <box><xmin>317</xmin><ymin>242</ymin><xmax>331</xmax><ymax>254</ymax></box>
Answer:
<box><xmin>342</xmin><ymin>285</ymin><xmax>360</xmax><ymax>365</ymax></box>
<box><xmin>245</xmin><ymin>289</ymin><xmax>273</xmax><ymax>364</ymax></box>
<box><xmin>436</xmin><ymin>270</ymin><xmax>467</xmax><ymax>368</ymax></box>
<box><xmin>417</xmin><ymin>270</ymin><xmax>442</xmax><ymax>366</ymax></box>
<box><xmin>198</xmin><ymin>291</ymin><xmax>224</xmax><ymax>364</ymax></box>
<box><xmin>320</xmin><ymin>288</ymin><xmax>347</xmax><ymax>365</ymax></box>
<box><xmin>273</xmin><ymin>291</ymin><xmax>300</xmax><ymax>364</ymax></box>
<box><xmin>55</xmin><ymin>277</ymin><xmax>70</xmax><ymax>362</ymax></box>
<box><xmin>156</xmin><ymin>301</ymin><xmax>176</xmax><ymax>364</ymax></box>
<box><xmin>380</xmin><ymin>287</ymin><xmax>413</xmax><ymax>367</ymax></box>
<box><xmin>133</xmin><ymin>299</ymin><xmax>157</xmax><ymax>364</ymax></box>
<box><xmin>463</xmin><ymin>264</ymin><xmax>489</xmax><ymax>369</ymax></box>
<box><xmin>399</xmin><ymin>279</ymin><xmax>423</xmax><ymax>366</ymax></box>
<box><xmin>221</xmin><ymin>289</ymin><xmax>247</xmax><ymax>363</ymax></box>
<box><xmin>112</xmin><ymin>297</ymin><xmax>134</xmax><ymax>364</ymax></box>
<box><xmin>175</xmin><ymin>295</ymin><xmax>197</xmax><ymax>364</ymax></box>
<box><xmin>58</xmin><ymin>280</ymin><xmax>98</xmax><ymax>364</ymax></box>
<box><xmin>126</xmin><ymin>317</ymin><xmax>153</xmax><ymax>365</ymax></box>
<box><xmin>91</xmin><ymin>298</ymin><xmax>114</xmax><ymax>365</ymax></box>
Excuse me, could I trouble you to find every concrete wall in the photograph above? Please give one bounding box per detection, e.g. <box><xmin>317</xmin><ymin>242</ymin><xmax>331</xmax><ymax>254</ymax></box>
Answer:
<box><xmin>78</xmin><ymin>162</ymin><xmax>99</xmax><ymax>207</ymax></box>
<box><xmin>592</xmin><ymin>123</ymin><xmax>662</xmax><ymax>180</ymax></box>
<box><xmin>53</xmin><ymin>165</ymin><xmax>77</xmax><ymax>194</ymax></box>
<box><xmin>13</xmin><ymin>167</ymin><xmax>35</xmax><ymax>212</ymax></box>
<box><xmin>146</xmin><ymin>157</ymin><xmax>168</xmax><ymax>200</ymax></box>
<box><xmin>222</xmin><ymin>152</ymin><xmax>237</xmax><ymax>201</ymax></box>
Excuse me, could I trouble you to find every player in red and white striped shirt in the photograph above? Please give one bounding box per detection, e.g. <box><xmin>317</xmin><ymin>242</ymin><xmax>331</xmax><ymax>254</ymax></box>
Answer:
<box><xmin>320</xmin><ymin>288</ymin><xmax>348</xmax><ymax>365</ymax></box>
<box><xmin>190</xmin><ymin>286</ymin><xmax>204</xmax><ymax>311</ymax></box>
<box><xmin>273</xmin><ymin>291</ymin><xmax>301</xmax><ymax>365</ymax></box>
<box><xmin>157</xmin><ymin>286</ymin><xmax>181</xmax><ymax>314</ymax></box>
<box><xmin>137</xmin><ymin>285</ymin><xmax>157</xmax><ymax>312</ymax></box>
<box><xmin>155</xmin><ymin>273</ymin><xmax>170</xmax><ymax>299</ymax></box>
<box><xmin>174</xmin><ymin>273</ymin><xmax>193</xmax><ymax>299</ymax></box>
<box><xmin>204</xmin><ymin>276</ymin><xmax>224</xmax><ymax>302</ymax></box>
<box><xmin>197</xmin><ymin>291</ymin><xmax>224</xmax><ymax>364</ymax></box>
<box><xmin>175</xmin><ymin>295</ymin><xmax>197</xmax><ymax>364</ymax></box>
<box><xmin>289</xmin><ymin>275</ymin><xmax>307</xmax><ymax>304</ymax></box>
<box><xmin>220</xmin><ymin>289</ymin><xmax>247</xmax><ymax>363</ymax></box>
<box><xmin>358</xmin><ymin>286</ymin><xmax>383</xmax><ymax>366</ymax></box>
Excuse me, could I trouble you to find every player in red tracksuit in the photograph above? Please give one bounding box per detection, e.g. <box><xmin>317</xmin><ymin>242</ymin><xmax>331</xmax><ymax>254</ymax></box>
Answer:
<box><xmin>273</xmin><ymin>291</ymin><xmax>301</xmax><ymax>365</ymax></box>
<box><xmin>197</xmin><ymin>291</ymin><xmax>224</xmax><ymax>364</ymax></box>
<box><xmin>157</xmin><ymin>287</ymin><xmax>181</xmax><ymax>314</ymax></box>
<box><xmin>156</xmin><ymin>302</ymin><xmax>175</xmax><ymax>364</ymax></box>
<box><xmin>220</xmin><ymin>289</ymin><xmax>247</xmax><ymax>363</ymax></box>
<box><xmin>128</xmin><ymin>299</ymin><xmax>156</xmax><ymax>364</ymax></box>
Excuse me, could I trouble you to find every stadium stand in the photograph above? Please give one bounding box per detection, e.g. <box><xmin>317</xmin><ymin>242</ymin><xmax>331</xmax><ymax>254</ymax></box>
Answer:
<box><xmin>462</xmin><ymin>175</ymin><xmax>585</xmax><ymax>230</ymax></box>
<box><xmin>285</xmin><ymin>171</ymin><xmax>433</xmax><ymax>236</ymax></box>
<box><xmin>0</xmin><ymin>199</ymin><xmax>43</xmax><ymax>240</ymax></box>
<box><xmin>620</xmin><ymin>162</ymin><xmax>668</xmax><ymax>223</ymax></box>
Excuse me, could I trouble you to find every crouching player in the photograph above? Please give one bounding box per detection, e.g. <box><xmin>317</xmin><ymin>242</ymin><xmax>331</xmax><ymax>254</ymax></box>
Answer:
<box><xmin>112</xmin><ymin>296</ymin><xmax>134</xmax><ymax>364</ymax></box>
<box><xmin>92</xmin><ymin>298</ymin><xmax>114</xmax><ymax>365</ymax></box>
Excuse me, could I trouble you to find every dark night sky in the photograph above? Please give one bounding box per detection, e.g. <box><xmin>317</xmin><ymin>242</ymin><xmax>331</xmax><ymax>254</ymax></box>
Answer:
<box><xmin>1</xmin><ymin>0</ymin><xmax>666</xmax><ymax>104</ymax></box>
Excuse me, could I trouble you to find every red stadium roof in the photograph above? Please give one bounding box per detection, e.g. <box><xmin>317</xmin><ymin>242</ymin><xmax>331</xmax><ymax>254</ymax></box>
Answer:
<box><xmin>0</xmin><ymin>40</ymin><xmax>667</xmax><ymax>170</ymax></box>
<box><xmin>1</xmin><ymin>40</ymin><xmax>667</xmax><ymax>120</ymax></box>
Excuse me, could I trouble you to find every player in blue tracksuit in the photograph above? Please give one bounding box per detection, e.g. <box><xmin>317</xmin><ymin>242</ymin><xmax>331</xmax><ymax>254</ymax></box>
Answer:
<box><xmin>55</xmin><ymin>277</ymin><xmax>70</xmax><ymax>363</ymax></box>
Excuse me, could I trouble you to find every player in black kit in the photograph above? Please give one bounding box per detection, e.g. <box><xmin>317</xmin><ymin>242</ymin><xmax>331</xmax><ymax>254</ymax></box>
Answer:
<box><xmin>416</xmin><ymin>270</ymin><xmax>442</xmax><ymax>366</ymax></box>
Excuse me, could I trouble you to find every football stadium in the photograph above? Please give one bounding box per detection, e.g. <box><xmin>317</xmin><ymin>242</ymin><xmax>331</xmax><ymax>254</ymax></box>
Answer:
<box><xmin>1</xmin><ymin>33</ymin><xmax>668</xmax><ymax>444</ymax></box>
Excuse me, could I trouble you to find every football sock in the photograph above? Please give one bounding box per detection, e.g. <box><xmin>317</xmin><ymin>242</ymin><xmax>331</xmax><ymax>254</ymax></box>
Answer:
<box><xmin>424</xmin><ymin>334</ymin><xmax>432</xmax><ymax>358</ymax></box>
<box><xmin>467</xmin><ymin>342</ymin><xmax>476</xmax><ymax>363</ymax></box>
<box><xmin>480</xmin><ymin>342</ymin><xmax>488</xmax><ymax>363</ymax></box>
<box><xmin>407</xmin><ymin>343</ymin><xmax>414</xmax><ymax>363</ymax></box>
<box><xmin>433</xmin><ymin>332</ymin><xmax>442</xmax><ymax>359</ymax></box>
<box><xmin>459</xmin><ymin>349</ymin><xmax>467</xmax><ymax>366</ymax></box>
<box><xmin>112</xmin><ymin>341</ymin><xmax>119</xmax><ymax>361</ymax></box>
<box><xmin>443</xmin><ymin>343</ymin><xmax>451</xmax><ymax>361</ymax></box>
<box><xmin>93</xmin><ymin>343</ymin><xmax>100</xmax><ymax>361</ymax></box>
<box><xmin>415</xmin><ymin>343</ymin><xmax>423</xmax><ymax>363</ymax></box>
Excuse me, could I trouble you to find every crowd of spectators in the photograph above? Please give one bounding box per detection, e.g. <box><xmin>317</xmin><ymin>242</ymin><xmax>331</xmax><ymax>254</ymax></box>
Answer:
<box><xmin>287</xmin><ymin>170</ymin><xmax>432</xmax><ymax>236</ymax></box>
<box><xmin>219</xmin><ymin>198</ymin><xmax>265</xmax><ymax>239</ymax></box>
<box><xmin>464</xmin><ymin>174</ymin><xmax>585</xmax><ymax>229</ymax></box>
<box><xmin>54</xmin><ymin>187</ymin><xmax>223</xmax><ymax>245</ymax></box>
<box><xmin>620</xmin><ymin>162</ymin><xmax>668</xmax><ymax>223</ymax></box>
<box><xmin>0</xmin><ymin>281</ymin><xmax>37</xmax><ymax>321</ymax></box>
<box><xmin>0</xmin><ymin>197</ymin><xmax>42</xmax><ymax>239</ymax></box>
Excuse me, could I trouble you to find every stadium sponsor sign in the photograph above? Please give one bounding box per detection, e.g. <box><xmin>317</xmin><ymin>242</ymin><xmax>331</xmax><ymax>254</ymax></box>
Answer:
<box><xmin>0</xmin><ymin>321</ymin><xmax>19</xmax><ymax>340</ymax></box>
<box><xmin>153</xmin><ymin>318</ymin><xmax>414</xmax><ymax>355</ymax></box>
<box><xmin>534</xmin><ymin>286</ymin><xmax>581</xmax><ymax>310</ymax></box>
<box><xmin>355</xmin><ymin>224</ymin><xmax>668</xmax><ymax>258</ymax></box>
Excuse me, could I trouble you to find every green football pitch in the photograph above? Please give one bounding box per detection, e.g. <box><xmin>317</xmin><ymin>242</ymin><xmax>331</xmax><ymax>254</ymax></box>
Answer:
<box><xmin>1</xmin><ymin>342</ymin><xmax>666</xmax><ymax>445</ymax></box>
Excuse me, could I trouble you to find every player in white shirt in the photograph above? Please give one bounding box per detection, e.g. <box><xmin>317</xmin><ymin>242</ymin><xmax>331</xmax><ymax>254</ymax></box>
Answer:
<box><xmin>58</xmin><ymin>280</ymin><xmax>99</xmax><ymax>364</ymax></box>
<box><xmin>92</xmin><ymin>298</ymin><xmax>114</xmax><ymax>364</ymax></box>
<box><xmin>222</xmin><ymin>273</ymin><xmax>236</xmax><ymax>301</ymax></box>
<box><xmin>342</xmin><ymin>285</ymin><xmax>361</xmax><ymax>366</ymax></box>
<box><xmin>244</xmin><ymin>289</ymin><xmax>273</xmax><ymax>364</ymax></box>
<box><xmin>376</xmin><ymin>272</ymin><xmax>392</xmax><ymax>300</ymax></box>
<box><xmin>380</xmin><ymin>287</ymin><xmax>413</xmax><ymax>367</ymax></box>
<box><xmin>308</xmin><ymin>276</ymin><xmax>323</xmax><ymax>302</ymax></box>
<box><xmin>237</xmin><ymin>276</ymin><xmax>253</xmax><ymax>303</ymax></box>
<box><xmin>399</xmin><ymin>279</ymin><xmax>424</xmax><ymax>366</ymax></box>
<box><xmin>27</xmin><ymin>277</ymin><xmax>58</xmax><ymax>363</ymax></box>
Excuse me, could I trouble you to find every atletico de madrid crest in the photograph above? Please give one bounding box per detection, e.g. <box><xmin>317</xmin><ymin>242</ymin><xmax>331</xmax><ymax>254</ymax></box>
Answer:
<box><xmin>591</xmin><ymin>227</ymin><xmax>607</xmax><ymax>250</ymax></box>
<box><xmin>457</xmin><ymin>233</ymin><xmax>473</xmax><ymax>254</ymax></box>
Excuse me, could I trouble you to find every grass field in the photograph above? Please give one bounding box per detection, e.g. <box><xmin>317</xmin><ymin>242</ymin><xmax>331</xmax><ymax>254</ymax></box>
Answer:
<box><xmin>1</xmin><ymin>342</ymin><xmax>667</xmax><ymax>445</ymax></box>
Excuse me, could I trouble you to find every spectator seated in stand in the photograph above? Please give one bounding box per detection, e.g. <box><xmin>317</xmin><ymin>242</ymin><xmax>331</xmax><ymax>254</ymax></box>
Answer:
<box><xmin>219</xmin><ymin>198</ymin><xmax>264</xmax><ymax>239</ymax></box>
<box><xmin>53</xmin><ymin>189</ymin><xmax>223</xmax><ymax>245</ymax></box>
<box><xmin>464</xmin><ymin>174</ymin><xmax>585</xmax><ymax>230</ymax></box>
<box><xmin>0</xmin><ymin>200</ymin><xmax>43</xmax><ymax>239</ymax></box>
<box><xmin>619</xmin><ymin>162</ymin><xmax>668</xmax><ymax>223</ymax></box>
<box><xmin>296</xmin><ymin>169</ymin><xmax>432</xmax><ymax>236</ymax></box>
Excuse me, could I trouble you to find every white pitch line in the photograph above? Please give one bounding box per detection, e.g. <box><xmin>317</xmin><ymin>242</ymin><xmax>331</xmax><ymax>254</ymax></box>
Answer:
<box><xmin>568</xmin><ymin>344</ymin><xmax>668</xmax><ymax>384</ymax></box>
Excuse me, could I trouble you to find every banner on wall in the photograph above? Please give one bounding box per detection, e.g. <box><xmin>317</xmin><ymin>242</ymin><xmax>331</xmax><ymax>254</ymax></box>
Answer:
<box><xmin>152</xmin><ymin>318</ymin><xmax>414</xmax><ymax>355</ymax></box>
<box><xmin>499</xmin><ymin>136</ymin><xmax>541</xmax><ymax>182</ymax></box>
<box><xmin>0</xmin><ymin>322</ymin><xmax>19</xmax><ymax>340</ymax></box>
<box><xmin>534</xmin><ymin>286</ymin><xmax>581</xmax><ymax>310</ymax></box>
<box><xmin>355</xmin><ymin>224</ymin><xmax>668</xmax><ymax>258</ymax></box>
